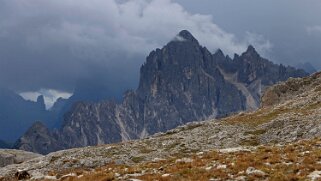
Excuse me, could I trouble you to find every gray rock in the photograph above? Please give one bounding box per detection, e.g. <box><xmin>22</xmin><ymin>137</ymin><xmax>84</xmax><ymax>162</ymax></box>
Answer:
<box><xmin>216</xmin><ymin>45</ymin><xmax>308</xmax><ymax>110</ymax></box>
<box><xmin>13</xmin><ymin>122</ymin><xmax>64</xmax><ymax>154</ymax></box>
<box><xmin>0</xmin><ymin>149</ymin><xmax>41</xmax><ymax>167</ymax></box>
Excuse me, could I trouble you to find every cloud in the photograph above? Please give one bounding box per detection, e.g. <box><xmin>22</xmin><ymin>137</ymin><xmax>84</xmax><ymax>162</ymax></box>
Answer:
<box><xmin>20</xmin><ymin>89</ymin><xmax>72</xmax><ymax>109</ymax></box>
<box><xmin>306</xmin><ymin>25</ymin><xmax>321</xmax><ymax>34</ymax></box>
<box><xmin>173</xmin><ymin>35</ymin><xmax>187</xmax><ymax>42</ymax></box>
<box><xmin>0</xmin><ymin>0</ymin><xmax>271</xmax><ymax>94</ymax></box>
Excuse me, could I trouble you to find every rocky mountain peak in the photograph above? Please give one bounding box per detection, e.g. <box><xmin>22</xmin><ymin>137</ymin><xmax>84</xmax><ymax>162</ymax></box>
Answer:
<box><xmin>36</xmin><ymin>95</ymin><xmax>44</xmax><ymax>103</ymax></box>
<box><xmin>138</xmin><ymin>30</ymin><xmax>209</xmax><ymax>98</ymax></box>
<box><xmin>242</xmin><ymin>45</ymin><xmax>260</xmax><ymax>59</ymax></box>
<box><xmin>214</xmin><ymin>49</ymin><xmax>224</xmax><ymax>57</ymax></box>
<box><xmin>36</xmin><ymin>95</ymin><xmax>46</xmax><ymax>110</ymax></box>
<box><xmin>176</xmin><ymin>30</ymin><xmax>199</xmax><ymax>44</ymax></box>
<box><xmin>21</xmin><ymin>121</ymin><xmax>48</xmax><ymax>136</ymax></box>
<box><xmin>295</xmin><ymin>62</ymin><xmax>317</xmax><ymax>74</ymax></box>
<box><xmin>246</xmin><ymin>44</ymin><xmax>256</xmax><ymax>52</ymax></box>
<box><xmin>13</xmin><ymin>121</ymin><xmax>63</xmax><ymax>154</ymax></box>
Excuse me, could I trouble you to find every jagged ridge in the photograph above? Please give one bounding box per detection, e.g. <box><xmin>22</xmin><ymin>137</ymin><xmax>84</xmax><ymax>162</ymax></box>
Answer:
<box><xmin>1</xmin><ymin>71</ymin><xmax>320</xmax><ymax>180</ymax></box>
<box><xmin>14</xmin><ymin>30</ymin><xmax>308</xmax><ymax>154</ymax></box>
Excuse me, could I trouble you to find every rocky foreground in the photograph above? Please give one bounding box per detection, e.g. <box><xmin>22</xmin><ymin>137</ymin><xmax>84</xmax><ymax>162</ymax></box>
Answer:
<box><xmin>1</xmin><ymin>72</ymin><xmax>321</xmax><ymax>180</ymax></box>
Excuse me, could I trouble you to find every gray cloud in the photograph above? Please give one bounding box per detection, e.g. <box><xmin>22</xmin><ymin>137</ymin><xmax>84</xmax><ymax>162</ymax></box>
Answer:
<box><xmin>20</xmin><ymin>89</ymin><xmax>72</xmax><ymax>109</ymax></box>
<box><xmin>0</xmin><ymin>0</ymin><xmax>271</xmax><ymax>95</ymax></box>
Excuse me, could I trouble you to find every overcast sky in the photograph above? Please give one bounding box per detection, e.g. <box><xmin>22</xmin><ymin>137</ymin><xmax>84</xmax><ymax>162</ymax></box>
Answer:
<box><xmin>0</xmin><ymin>0</ymin><xmax>320</xmax><ymax>107</ymax></box>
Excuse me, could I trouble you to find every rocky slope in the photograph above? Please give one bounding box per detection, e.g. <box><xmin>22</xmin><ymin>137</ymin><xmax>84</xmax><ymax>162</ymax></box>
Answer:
<box><xmin>14</xmin><ymin>30</ymin><xmax>307</xmax><ymax>154</ymax></box>
<box><xmin>0</xmin><ymin>150</ymin><xmax>41</xmax><ymax>168</ymax></box>
<box><xmin>1</xmin><ymin>71</ymin><xmax>320</xmax><ymax>180</ymax></box>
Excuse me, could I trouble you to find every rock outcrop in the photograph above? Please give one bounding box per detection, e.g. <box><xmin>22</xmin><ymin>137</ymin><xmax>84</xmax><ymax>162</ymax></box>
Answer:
<box><xmin>215</xmin><ymin>45</ymin><xmax>307</xmax><ymax>110</ymax></box>
<box><xmin>13</xmin><ymin>122</ymin><xmax>64</xmax><ymax>154</ymax></box>
<box><xmin>261</xmin><ymin>72</ymin><xmax>321</xmax><ymax>107</ymax></box>
<box><xmin>0</xmin><ymin>149</ymin><xmax>41</xmax><ymax>168</ymax></box>
<box><xmin>14</xmin><ymin>30</ymin><xmax>308</xmax><ymax>154</ymax></box>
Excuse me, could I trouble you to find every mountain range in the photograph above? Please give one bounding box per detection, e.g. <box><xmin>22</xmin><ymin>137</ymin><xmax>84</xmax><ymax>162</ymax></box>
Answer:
<box><xmin>0</xmin><ymin>88</ymin><xmax>52</xmax><ymax>142</ymax></box>
<box><xmin>0</xmin><ymin>140</ymin><xmax>11</xmax><ymax>149</ymax></box>
<box><xmin>295</xmin><ymin>62</ymin><xmax>317</xmax><ymax>74</ymax></box>
<box><xmin>1</xmin><ymin>69</ymin><xmax>321</xmax><ymax>180</ymax></box>
<box><xmin>13</xmin><ymin>30</ymin><xmax>308</xmax><ymax>154</ymax></box>
<box><xmin>0</xmin><ymin>74</ymin><xmax>128</xmax><ymax>142</ymax></box>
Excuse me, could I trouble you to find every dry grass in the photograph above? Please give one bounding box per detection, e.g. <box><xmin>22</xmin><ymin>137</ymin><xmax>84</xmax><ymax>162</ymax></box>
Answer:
<box><xmin>33</xmin><ymin>138</ymin><xmax>321</xmax><ymax>181</ymax></box>
<box><xmin>225</xmin><ymin>107</ymin><xmax>287</xmax><ymax>126</ymax></box>
<box><xmin>226</xmin><ymin>97</ymin><xmax>321</xmax><ymax>127</ymax></box>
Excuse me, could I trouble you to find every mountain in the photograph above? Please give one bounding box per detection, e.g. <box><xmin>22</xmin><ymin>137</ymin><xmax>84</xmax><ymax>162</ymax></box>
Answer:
<box><xmin>295</xmin><ymin>62</ymin><xmax>317</xmax><ymax>74</ymax></box>
<box><xmin>215</xmin><ymin>45</ymin><xmax>308</xmax><ymax>110</ymax></box>
<box><xmin>1</xmin><ymin>71</ymin><xmax>321</xmax><ymax>180</ymax></box>
<box><xmin>0</xmin><ymin>140</ymin><xmax>11</xmax><ymax>149</ymax></box>
<box><xmin>0</xmin><ymin>88</ymin><xmax>55</xmax><ymax>142</ymax></box>
<box><xmin>47</xmin><ymin>97</ymin><xmax>69</xmax><ymax>128</ymax></box>
<box><xmin>13</xmin><ymin>122</ymin><xmax>64</xmax><ymax>154</ymax></box>
<box><xmin>14</xmin><ymin>30</ymin><xmax>308</xmax><ymax>154</ymax></box>
<box><xmin>0</xmin><ymin>75</ymin><xmax>127</xmax><ymax>142</ymax></box>
<box><xmin>47</xmin><ymin>78</ymin><xmax>131</xmax><ymax>129</ymax></box>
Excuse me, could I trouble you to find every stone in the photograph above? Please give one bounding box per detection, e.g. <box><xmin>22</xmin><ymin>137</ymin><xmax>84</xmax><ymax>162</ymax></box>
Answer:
<box><xmin>246</xmin><ymin>167</ymin><xmax>267</xmax><ymax>176</ymax></box>
<box><xmin>0</xmin><ymin>149</ymin><xmax>42</xmax><ymax>167</ymax></box>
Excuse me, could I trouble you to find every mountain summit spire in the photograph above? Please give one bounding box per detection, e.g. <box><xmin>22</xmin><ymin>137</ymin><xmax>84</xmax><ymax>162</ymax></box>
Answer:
<box><xmin>177</xmin><ymin>30</ymin><xmax>199</xmax><ymax>44</ymax></box>
<box><xmin>245</xmin><ymin>45</ymin><xmax>258</xmax><ymax>54</ymax></box>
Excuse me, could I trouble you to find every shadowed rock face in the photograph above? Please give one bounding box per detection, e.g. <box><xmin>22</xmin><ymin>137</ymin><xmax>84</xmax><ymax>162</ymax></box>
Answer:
<box><xmin>14</xmin><ymin>30</ymin><xmax>308</xmax><ymax>154</ymax></box>
<box><xmin>0</xmin><ymin>140</ymin><xmax>11</xmax><ymax>149</ymax></box>
<box><xmin>13</xmin><ymin>122</ymin><xmax>63</xmax><ymax>154</ymax></box>
<box><xmin>215</xmin><ymin>45</ymin><xmax>308</xmax><ymax>109</ymax></box>
<box><xmin>295</xmin><ymin>62</ymin><xmax>317</xmax><ymax>74</ymax></box>
<box><xmin>0</xmin><ymin>88</ymin><xmax>53</xmax><ymax>142</ymax></box>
